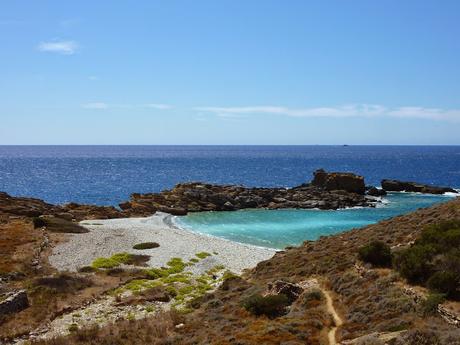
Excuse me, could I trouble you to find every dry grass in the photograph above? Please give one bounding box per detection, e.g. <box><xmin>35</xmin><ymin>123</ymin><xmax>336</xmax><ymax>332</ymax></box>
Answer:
<box><xmin>31</xmin><ymin>311</ymin><xmax>183</xmax><ymax>345</ymax></box>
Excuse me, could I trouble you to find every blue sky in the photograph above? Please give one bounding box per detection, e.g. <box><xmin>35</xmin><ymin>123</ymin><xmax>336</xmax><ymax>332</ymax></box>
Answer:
<box><xmin>1</xmin><ymin>1</ymin><xmax>460</xmax><ymax>144</ymax></box>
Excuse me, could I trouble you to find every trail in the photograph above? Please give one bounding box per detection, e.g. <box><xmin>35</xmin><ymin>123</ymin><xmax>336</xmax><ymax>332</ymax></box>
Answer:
<box><xmin>322</xmin><ymin>288</ymin><xmax>343</xmax><ymax>345</ymax></box>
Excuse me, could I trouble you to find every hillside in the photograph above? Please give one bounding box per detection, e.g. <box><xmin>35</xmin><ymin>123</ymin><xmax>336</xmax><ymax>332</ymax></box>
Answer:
<box><xmin>0</xmin><ymin>195</ymin><xmax>459</xmax><ymax>344</ymax></box>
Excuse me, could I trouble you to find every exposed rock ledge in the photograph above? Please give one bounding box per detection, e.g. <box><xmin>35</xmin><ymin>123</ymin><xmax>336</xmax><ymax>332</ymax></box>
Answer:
<box><xmin>381</xmin><ymin>179</ymin><xmax>458</xmax><ymax>195</ymax></box>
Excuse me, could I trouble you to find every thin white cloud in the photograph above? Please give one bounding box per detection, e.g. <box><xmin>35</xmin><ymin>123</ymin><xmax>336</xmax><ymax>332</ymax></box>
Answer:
<box><xmin>195</xmin><ymin>104</ymin><xmax>460</xmax><ymax>122</ymax></box>
<box><xmin>88</xmin><ymin>76</ymin><xmax>99</xmax><ymax>81</ymax></box>
<box><xmin>146</xmin><ymin>103</ymin><xmax>173</xmax><ymax>109</ymax></box>
<box><xmin>37</xmin><ymin>40</ymin><xmax>78</xmax><ymax>55</ymax></box>
<box><xmin>82</xmin><ymin>102</ymin><xmax>108</xmax><ymax>109</ymax></box>
<box><xmin>81</xmin><ymin>103</ymin><xmax>173</xmax><ymax>110</ymax></box>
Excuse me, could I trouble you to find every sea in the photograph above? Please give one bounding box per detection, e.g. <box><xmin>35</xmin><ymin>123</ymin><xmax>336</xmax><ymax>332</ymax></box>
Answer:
<box><xmin>1</xmin><ymin>145</ymin><xmax>459</xmax><ymax>248</ymax></box>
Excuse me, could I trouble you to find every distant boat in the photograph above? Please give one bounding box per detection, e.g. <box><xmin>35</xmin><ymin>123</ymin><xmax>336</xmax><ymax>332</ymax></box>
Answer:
<box><xmin>343</xmin><ymin>144</ymin><xmax>349</xmax><ymax>147</ymax></box>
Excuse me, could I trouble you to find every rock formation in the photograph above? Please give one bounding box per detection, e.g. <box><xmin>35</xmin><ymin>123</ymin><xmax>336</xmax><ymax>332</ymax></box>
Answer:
<box><xmin>0</xmin><ymin>192</ymin><xmax>125</xmax><ymax>221</ymax></box>
<box><xmin>381</xmin><ymin>179</ymin><xmax>458</xmax><ymax>195</ymax></box>
<box><xmin>265</xmin><ymin>280</ymin><xmax>304</xmax><ymax>303</ymax></box>
<box><xmin>0</xmin><ymin>290</ymin><xmax>29</xmax><ymax>315</ymax></box>
<box><xmin>311</xmin><ymin>169</ymin><xmax>366</xmax><ymax>194</ymax></box>
<box><xmin>121</xmin><ymin>174</ymin><xmax>374</xmax><ymax>215</ymax></box>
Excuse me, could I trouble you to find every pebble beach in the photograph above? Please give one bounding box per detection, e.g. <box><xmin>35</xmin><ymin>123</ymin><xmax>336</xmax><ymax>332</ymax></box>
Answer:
<box><xmin>49</xmin><ymin>212</ymin><xmax>276</xmax><ymax>274</ymax></box>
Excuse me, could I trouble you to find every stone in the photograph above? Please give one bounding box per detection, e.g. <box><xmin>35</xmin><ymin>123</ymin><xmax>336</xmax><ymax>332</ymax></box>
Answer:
<box><xmin>266</xmin><ymin>280</ymin><xmax>304</xmax><ymax>303</ymax></box>
<box><xmin>0</xmin><ymin>290</ymin><xmax>29</xmax><ymax>315</ymax></box>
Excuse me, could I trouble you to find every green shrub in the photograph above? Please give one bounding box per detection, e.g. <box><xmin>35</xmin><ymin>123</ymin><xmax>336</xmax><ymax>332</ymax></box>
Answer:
<box><xmin>166</xmin><ymin>258</ymin><xmax>186</xmax><ymax>274</ymax></box>
<box><xmin>242</xmin><ymin>293</ymin><xmax>290</xmax><ymax>318</ymax></box>
<box><xmin>68</xmin><ymin>323</ymin><xmax>79</xmax><ymax>332</ymax></box>
<box><xmin>133</xmin><ymin>242</ymin><xmax>160</xmax><ymax>250</ymax></box>
<box><xmin>303</xmin><ymin>289</ymin><xmax>324</xmax><ymax>304</ymax></box>
<box><xmin>393</xmin><ymin>220</ymin><xmax>460</xmax><ymax>300</ymax></box>
<box><xmin>426</xmin><ymin>271</ymin><xmax>459</xmax><ymax>299</ymax></box>
<box><xmin>91</xmin><ymin>252</ymin><xmax>147</xmax><ymax>269</ymax></box>
<box><xmin>421</xmin><ymin>293</ymin><xmax>446</xmax><ymax>315</ymax></box>
<box><xmin>144</xmin><ymin>268</ymin><xmax>169</xmax><ymax>279</ymax></box>
<box><xmin>78</xmin><ymin>266</ymin><xmax>97</xmax><ymax>273</ymax></box>
<box><xmin>393</xmin><ymin>245</ymin><xmax>435</xmax><ymax>284</ymax></box>
<box><xmin>195</xmin><ymin>252</ymin><xmax>212</xmax><ymax>259</ymax></box>
<box><xmin>358</xmin><ymin>241</ymin><xmax>392</xmax><ymax>267</ymax></box>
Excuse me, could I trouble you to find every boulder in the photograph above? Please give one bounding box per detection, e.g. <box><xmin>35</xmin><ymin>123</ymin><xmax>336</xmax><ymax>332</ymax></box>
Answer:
<box><xmin>0</xmin><ymin>290</ymin><xmax>29</xmax><ymax>315</ymax></box>
<box><xmin>266</xmin><ymin>280</ymin><xmax>304</xmax><ymax>303</ymax></box>
<box><xmin>381</xmin><ymin>179</ymin><xmax>457</xmax><ymax>195</ymax></box>
<box><xmin>367</xmin><ymin>187</ymin><xmax>387</xmax><ymax>197</ymax></box>
<box><xmin>312</xmin><ymin>169</ymin><xmax>366</xmax><ymax>194</ymax></box>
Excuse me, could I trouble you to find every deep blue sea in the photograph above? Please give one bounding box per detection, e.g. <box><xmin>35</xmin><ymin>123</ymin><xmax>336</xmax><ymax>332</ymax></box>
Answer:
<box><xmin>1</xmin><ymin>145</ymin><xmax>458</xmax><ymax>248</ymax></box>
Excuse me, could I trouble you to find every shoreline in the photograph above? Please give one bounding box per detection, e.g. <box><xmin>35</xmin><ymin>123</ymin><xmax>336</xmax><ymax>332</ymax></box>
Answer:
<box><xmin>49</xmin><ymin>212</ymin><xmax>277</xmax><ymax>274</ymax></box>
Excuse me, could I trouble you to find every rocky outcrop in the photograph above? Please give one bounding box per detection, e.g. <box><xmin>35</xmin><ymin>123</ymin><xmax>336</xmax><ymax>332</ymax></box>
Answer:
<box><xmin>312</xmin><ymin>169</ymin><xmax>366</xmax><ymax>194</ymax></box>
<box><xmin>0</xmin><ymin>290</ymin><xmax>29</xmax><ymax>315</ymax></box>
<box><xmin>265</xmin><ymin>280</ymin><xmax>304</xmax><ymax>303</ymax></box>
<box><xmin>61</xmin><ymin>203</ymin><xmax>125</xmax><ymax>220</ymax></box>
<box><xmin>381</xmin><ymin>179</ymin><xmax>457</xmax><ymax>195</ymax></box>
<box><xmin>121</xmin><ymin>180</ymin><xmax>375</xmax><ymax>216</ymax></box>
<box><xmin>0</xmin><ymin>192</ymin><xmax>125</xmax><ymax>221</ymax></box>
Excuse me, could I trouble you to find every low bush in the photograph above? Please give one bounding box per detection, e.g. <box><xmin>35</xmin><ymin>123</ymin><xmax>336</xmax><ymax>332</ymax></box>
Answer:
<box><xmin>302</xmin><ymin>290</ymin><xmax>324</xmax><ymax>304</ymax></box>
<box><xmin>33</xmin><ymin>273</ymin><xmax>92</xmax><ymax>293</ymax></box>
<box><xmin>358</xmin><ymin>241</ymin><xmax>392</xmax><ymax>267</ymax></box>
<box><xmin>133</xmin><ymin>242</ymin><xmax>160</xmax><ymax>250</ymax></box>
<box><xmin>393</xmin><ymin>220</ymin><xmax>460</xmax><ymax>299</ymax></box>
<box><xmin>195</xmin><ymin>252</ymin><xmax>212</xmax><ymax>259</ymax></box>
<box><xmin>32</xmin><ymin>217</ymin><xmax>46</xmax><ymax>229</ymax></box>
<box><xmin>420</xmin><ymin>293</ymin><xmax>446</xmax><ymax>316</ymax></box>
<box><xmin>242</xmin><ymin>293</ymin><xmax>290</xmax><ymax>318</ymax></box>
<box><xmin>426</xmin><ymin>271</ymin><xmax>459</xmax><ymax>299</ymax></box>
<box><xmin>393</xmin><ymin>245</ymin><xmax>435</xmax><ymax>284</ymax></box>
<box><xmin>77</xmin><ymin>266</ymin><xmax>97</xmax><ymax>273</ymax></box>
<box><xmin>40</xmin><ymin>217</ymin><xmax>88</xmax><ymax>233</ymax></box>
<box><xmin>91</xmin><ymin>253</ymin><xmax>150</xmax><ymax>269</ymax></box>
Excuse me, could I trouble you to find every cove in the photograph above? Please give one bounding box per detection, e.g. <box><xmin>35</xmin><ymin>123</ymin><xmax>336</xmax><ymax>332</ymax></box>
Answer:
<box><xmin>175</xmin><ymin>193</ymin><xmax>456</xmax><ymax>249</ymax></box>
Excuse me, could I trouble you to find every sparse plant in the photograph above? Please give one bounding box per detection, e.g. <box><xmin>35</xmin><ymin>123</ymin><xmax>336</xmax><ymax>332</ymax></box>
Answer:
<box><xmin>421</xmin><ymin>293</ymin><xmax>446</xmax><ymax>315</ymax></box>
<box><xmin>68</xmin><ymin>323</ymin><xmax>79</xmax><ymax>332</ymax></box>
<box><xmin>242</xmin><ymin>293</ymin><xmax>290</xmax><ymax>318</ymax></box>
<box><xmin>195</xmin><ymin>252</ymin><xmax>212</xmax><ymax>259</ymax></box>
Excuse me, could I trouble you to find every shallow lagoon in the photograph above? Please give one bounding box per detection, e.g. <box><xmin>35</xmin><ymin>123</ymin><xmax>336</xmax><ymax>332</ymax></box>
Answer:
<box><xmin>176</xmin><ymin>193</ymin><xmax>456</xmax><ymax>249</ymax></box>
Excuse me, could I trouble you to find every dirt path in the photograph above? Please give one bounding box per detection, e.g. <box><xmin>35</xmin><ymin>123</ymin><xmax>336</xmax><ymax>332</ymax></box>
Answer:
<box><xmin>322</xmin><ymin>288</ymin><xmax>343</xmax><ymax>345</ymax></box>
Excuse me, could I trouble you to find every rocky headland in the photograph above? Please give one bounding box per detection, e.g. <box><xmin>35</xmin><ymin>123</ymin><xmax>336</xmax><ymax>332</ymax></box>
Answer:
<box><xmin>2</xmin><ymin>170</ymin><xmax>456</xmax><ymax>222</ymax></box>
<box><xmin>119</xmin><ymin>169</ymin><xmax>374</xmax><ymax>215</ymax></box>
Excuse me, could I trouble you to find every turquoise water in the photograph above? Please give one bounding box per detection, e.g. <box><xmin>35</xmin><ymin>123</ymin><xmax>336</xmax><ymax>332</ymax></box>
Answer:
<box><xmin>176</xmin><ymin>193</ymin><xmax>456</xmax><ymax>249</ymax></box>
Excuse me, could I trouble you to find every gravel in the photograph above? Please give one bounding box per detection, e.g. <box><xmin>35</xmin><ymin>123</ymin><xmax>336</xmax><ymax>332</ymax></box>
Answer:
<box><xmin>49</xmin><ymin>212</ymin><xmax>276</xmax><ymax>274</ymax></box>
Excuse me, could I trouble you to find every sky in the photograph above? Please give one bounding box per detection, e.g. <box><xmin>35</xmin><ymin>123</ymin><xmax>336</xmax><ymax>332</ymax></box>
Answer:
<box><xmin>1</xmin><ymin>1</ymin><xmax>460</xmax><ymax>145</ymax></box>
